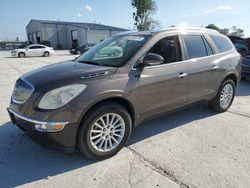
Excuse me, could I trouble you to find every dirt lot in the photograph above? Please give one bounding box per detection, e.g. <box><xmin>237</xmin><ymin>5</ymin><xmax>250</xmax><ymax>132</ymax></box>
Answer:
<box><xmin>0</xmin><ymin>51</ymin><xmax>250</xmax><ymax>188</ymax></box>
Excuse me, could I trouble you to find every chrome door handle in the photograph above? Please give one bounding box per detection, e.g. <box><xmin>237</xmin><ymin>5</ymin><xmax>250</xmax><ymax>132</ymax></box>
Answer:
<box><xmin>177</xmin><ymin>73</ymin><xmax>188</xmax><ymax>78</ymax></box>
<box><xmin>212</xmin><ymin>65</ymin><xmax>219</xmax><ymax>70</ymax></box>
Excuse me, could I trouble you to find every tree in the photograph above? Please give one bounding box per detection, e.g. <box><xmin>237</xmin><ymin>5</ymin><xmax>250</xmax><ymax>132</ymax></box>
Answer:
<box><xmin>205</xmin><ymin>24</ymin><xmax>220</xmax><ymax>31</ymax></box>
<box><xmin>131</xmin><ymin>0</ymin><xmax>159</xmax><ymax>30</ymax></box>
<box><xmin>15</xmin><ymin>37</ymin><xmax>19</xmax><ymax>42</ymax></box>
<box><xmin>229</xmin><ymin>26</ymin><xmax>244</xmax><ymax>37</ymax></box>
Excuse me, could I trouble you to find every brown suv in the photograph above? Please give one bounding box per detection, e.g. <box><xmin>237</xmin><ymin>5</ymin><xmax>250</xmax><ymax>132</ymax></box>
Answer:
<box><xmin>7</xmin><ymin>27</ymin><xmax>241</xmax><ymax>159</ymax></box>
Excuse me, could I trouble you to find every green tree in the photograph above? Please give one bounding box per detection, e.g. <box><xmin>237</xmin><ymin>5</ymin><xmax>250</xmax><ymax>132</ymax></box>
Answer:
<box><xmin>229</xmin><ymin>26</ymin><xmax>244</xmax><ymax>37</ymax></box>
<box><xmin>131</xmin><ymin>0</ymin><xmax>159</xmax><ymax>30</ymax></box>
<box><xmin>205</xmin><ymin>24</ymin><xmax>220</xmax><ymax>31</ymax></box>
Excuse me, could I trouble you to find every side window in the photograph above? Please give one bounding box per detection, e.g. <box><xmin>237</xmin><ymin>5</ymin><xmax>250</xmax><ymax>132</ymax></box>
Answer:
<box><xmin>210</xmin><ymin>35</ymin><xmax>233</xmax><ymax>53</ymax></box>
<box><xmin>29</xmin><ymin>46</ymin><xmax>37</xmax><ymax>49</ymax></box>
<box><xmin>183</xmin><ymin>35</ymin><xmax>207</xmax><ymax>59</ymax></box>
<box><xmin>202</xmin><ymin>37</ymin><xmax>213</xmax><ymax>56</ymax></box>
<box><xmin>36</xmin><ymin>46</ymin><xmax>46</xmax><ymax>49</ymax></box>
<box><xmin>147</xmin><ymin>36</ymin><xmax>182</xmax><ymax>65</ymax></box>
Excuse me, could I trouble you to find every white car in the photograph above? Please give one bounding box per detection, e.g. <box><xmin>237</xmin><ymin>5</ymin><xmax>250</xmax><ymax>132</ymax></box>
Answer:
<box><xmin>11</xmin><ymin>44</ymin><xmax>55</xmax><ymax>58</ymax></box>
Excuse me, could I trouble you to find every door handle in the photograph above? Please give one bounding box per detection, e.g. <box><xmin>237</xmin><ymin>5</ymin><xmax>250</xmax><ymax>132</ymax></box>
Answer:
<box><xmin>177</xmin><ymin>72</ymin><xmax>188</xmax><ymax>78</ymax></box>
<box><xmin>212</xmin><ymin>64</ymin><xmax>219</xmax><ymax>70</ymax></box>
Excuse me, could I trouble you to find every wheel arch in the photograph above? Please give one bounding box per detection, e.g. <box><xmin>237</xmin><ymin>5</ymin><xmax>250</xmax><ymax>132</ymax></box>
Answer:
<box><xmin>223</xmin><ymin>72</ymin><xmax>238</xmax><ymax>86</ymax></box>
<box><xmin>78</xmin><ymin>96</ymin><xmax>136</xmax><ymax>129</ymax></box>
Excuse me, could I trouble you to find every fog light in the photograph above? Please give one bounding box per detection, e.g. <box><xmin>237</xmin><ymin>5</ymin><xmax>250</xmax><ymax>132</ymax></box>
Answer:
<box><xmin>35</xmin><ymin>123</ymin><xmax>65</xmax><ymax>132</ymax></box>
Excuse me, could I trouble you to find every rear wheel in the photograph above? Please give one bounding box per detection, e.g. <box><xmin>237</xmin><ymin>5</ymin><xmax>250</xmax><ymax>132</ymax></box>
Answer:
<box><xmin>77</xmin><ymin>102</ymin><xmax>132</xmax><ymax>159</ymax></box>
<box><xmin>18</xmin><ymin>52</ymin><xmax>25</xmax><ymax>58</ymax></box>
<box><xmin>44</xmin><ymin>51</ymin><xmax>50</xmax><ymax>57</ymax></box>
<box><xmin>209</xmin><ymin>79</ymin><xmax>235</xmax><ymax>112</ymax></box>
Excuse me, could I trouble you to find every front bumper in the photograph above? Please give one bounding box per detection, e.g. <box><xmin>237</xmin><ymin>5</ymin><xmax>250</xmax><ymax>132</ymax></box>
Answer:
<box><xmin>7</xmin><ymin>108</ymin><xmax>77</xmax><ymax>153</ymax></box>
<box><xmin>242</xmin><ymin>64</ymin><xmax>250</xmax><ymax>78</ymax></box>
<box><xmin>11</xmin><ymin>52</ymin><xmax>17</xmax><ymax>57</ymax></box>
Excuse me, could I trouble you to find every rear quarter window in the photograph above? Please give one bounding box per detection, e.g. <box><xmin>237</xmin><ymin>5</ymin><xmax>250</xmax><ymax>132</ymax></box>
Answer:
<box><xmin>210</xmin><ymin>35</ymin><xmax>233</xmax><ymax>53</ymax></box>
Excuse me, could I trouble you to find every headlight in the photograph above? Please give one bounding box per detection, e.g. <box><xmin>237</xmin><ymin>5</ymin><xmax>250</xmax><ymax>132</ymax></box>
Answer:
<box><xmin>38</xmin><ymin>84</ymin><xmax>87</xmax><ymax>109</ymax></box>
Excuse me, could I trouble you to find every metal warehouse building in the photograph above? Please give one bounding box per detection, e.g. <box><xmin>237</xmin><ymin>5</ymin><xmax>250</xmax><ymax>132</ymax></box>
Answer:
<box><xmin>26</xmin><ymin>19</ymin><xmax>128</xmax><ymax>49</ymax></box>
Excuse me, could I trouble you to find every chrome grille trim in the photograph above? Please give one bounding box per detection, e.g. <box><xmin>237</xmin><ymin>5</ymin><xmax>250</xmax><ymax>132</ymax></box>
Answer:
<box><xmin>8</xmin><ymin>108</ymin><xmax>69</xmax><ymax>125</ymax></box>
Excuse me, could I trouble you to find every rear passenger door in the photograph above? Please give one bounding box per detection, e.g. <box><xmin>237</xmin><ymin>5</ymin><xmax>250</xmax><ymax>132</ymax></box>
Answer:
<box><xmin>181</xmin><ymin>35</ymin><xmax>215</xmax><ymax>103</ymax></box>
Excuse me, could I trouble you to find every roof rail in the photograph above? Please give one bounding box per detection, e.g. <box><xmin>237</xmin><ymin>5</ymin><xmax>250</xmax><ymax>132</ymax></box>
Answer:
<box><xmin>155</xmin><ymin>27</ymin><xmax>220</xmax><ymax>33</ymax></box>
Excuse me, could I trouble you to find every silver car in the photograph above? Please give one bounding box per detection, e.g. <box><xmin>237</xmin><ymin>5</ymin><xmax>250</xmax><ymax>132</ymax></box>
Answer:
<box><xmin>11</xmin><ymin>44</ymin><xmax>55</xmax><ymax>58</ymax></box>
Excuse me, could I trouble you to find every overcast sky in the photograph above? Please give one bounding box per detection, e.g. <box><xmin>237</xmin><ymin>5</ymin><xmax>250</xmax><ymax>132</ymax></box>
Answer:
<box><xmin>0</xmin><ymin>0</ymin><xmax>249</xmax><ymax>41</ymax></box>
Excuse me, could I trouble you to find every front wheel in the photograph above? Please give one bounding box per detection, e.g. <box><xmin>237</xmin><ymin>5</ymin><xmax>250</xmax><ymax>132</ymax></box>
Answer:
<box><xmin>209</xmin><ymin>79</ymin><xmax>235</xmax><ymax>112</ymax></box>
<box><xmin>77</xmin><ymin>102</ymin><xmax>132</xmax><ymax>159</ymax></box>
<box><xmin>18</xmin><ymin>52</ymin><xmax>25</xmax><ymax>58</ymax></box>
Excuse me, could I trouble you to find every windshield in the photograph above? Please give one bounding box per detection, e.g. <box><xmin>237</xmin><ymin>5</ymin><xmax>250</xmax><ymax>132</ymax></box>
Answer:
<box><xmin>76</xmin><ymin>35</ymin><xmax>150</xmax><ymax>67</ymax></box>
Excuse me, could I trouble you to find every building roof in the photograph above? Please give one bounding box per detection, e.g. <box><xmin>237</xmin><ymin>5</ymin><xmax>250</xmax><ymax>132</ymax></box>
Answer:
<box><xmin>27</xmin><ymin>19</ymin><xmax>128</xmax><ymax>31</ymax></box>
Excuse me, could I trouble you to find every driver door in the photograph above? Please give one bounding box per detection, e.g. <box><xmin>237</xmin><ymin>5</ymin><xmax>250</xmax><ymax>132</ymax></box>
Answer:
<box><xmin>26</xmin><ymin>46</ymin><xmax>37</xmax><ymax>56</ymax></box>
<box><xmin>138</xmin><ymin>35</ymin><xmax>188</xmax><ymax>120</ymax></box>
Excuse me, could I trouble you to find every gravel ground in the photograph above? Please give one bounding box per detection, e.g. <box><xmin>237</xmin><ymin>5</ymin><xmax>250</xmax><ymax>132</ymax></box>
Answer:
<box><xmin>0</xmin><ymin>50</ymin><xmax>250</xmax><ymax>188</ymax></box>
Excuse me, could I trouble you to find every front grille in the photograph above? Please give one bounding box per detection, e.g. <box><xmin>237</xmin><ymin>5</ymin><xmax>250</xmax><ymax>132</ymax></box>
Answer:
<box><xmin>12</xmin><ymin>78</ymin><xmax>34</xmax><ymax>104</ymax></box>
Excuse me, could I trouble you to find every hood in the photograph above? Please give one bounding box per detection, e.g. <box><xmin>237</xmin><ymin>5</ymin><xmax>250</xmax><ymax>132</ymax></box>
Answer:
<box><xmin>21</xmin><ymin>60</ymin><xmax>117</xmax><ymax>90</ymax></box>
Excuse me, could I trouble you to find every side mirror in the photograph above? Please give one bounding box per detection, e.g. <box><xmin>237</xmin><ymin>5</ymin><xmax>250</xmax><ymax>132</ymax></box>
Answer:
<box><xmin>143</xmin><ymin>53</ymin><xmax>164</xmax><ymax>66</ymax></box>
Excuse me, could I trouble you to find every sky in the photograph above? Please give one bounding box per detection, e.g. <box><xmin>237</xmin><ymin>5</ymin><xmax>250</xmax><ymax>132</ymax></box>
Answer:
<box><xmin>0</xmin><ymin>0</ymin><xmax>249</xmax><ymax>41</ymax></box>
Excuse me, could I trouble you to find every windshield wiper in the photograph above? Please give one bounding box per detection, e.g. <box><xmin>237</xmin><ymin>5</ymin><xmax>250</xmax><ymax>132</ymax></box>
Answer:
<box><xmin>77</xmin><ymin>60</ymin><xmax>104</xmax><ymax>66</ymax></box>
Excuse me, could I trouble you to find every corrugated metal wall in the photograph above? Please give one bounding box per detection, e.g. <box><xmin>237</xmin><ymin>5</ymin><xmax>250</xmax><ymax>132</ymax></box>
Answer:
<box><xmin>87</xmin><ymin>29</ymin><xmax>110</xmax><ymax>44</ymax></box>
<box><xmin>26</xmin><ymin>21</ymin><xmax>126</xmax><ymax>49</ymax></box>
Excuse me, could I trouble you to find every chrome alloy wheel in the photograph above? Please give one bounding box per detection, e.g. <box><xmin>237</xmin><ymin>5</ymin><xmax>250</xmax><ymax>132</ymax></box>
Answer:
<box><xmin>220</xmin><ymin>83</ymin><xmax>233</xmax><ymax>109</ymax></box>
<box><xmin>90</xmin><ymin>113</ymin><xmax>125</xmax><ymax>152</ymax></box>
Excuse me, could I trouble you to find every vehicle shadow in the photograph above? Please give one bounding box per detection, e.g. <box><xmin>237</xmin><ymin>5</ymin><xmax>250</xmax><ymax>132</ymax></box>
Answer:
<box><xmin>0</xmin><ymin>104</ymin><xmax>217</xmax><ymax>187</ymax></box>
<box><xmin>129</xmin><ymin>104</ymin><xmax>217</xmax><ymax>145</ymax></box>
<box><xmin>236</xmin><ymin>80</ymin><xmax>250</xmax><ymax>96</ymax></box>
<box><xmin>0</xmin><ymin>122</ymin><xmax>95</xmax><ymax>188</ymax></box>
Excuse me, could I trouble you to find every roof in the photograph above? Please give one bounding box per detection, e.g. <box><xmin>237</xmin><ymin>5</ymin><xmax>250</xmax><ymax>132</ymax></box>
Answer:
<box><xmin>116</xmin><ymin>27</ymin><xmax>220</xmax><ymax>36</ymax></box>
<box><xmin>27</xmin><ymin>19</ymin><xmax>128</xmax><ymax>31</ymax></box>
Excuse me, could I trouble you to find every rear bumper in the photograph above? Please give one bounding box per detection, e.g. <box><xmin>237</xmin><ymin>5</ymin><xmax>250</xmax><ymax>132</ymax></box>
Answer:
<box><xmin>7</xmin><ymin>108</ymin><xmax>77</xmax><ymax>153</ymax></box>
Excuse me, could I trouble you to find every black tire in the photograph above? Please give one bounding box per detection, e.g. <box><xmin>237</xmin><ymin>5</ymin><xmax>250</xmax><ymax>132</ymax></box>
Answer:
<box><xmin>44</xmin><ymin>51</ymin><xmax>50</xmax><ymax>57</ymax></box>
<box><xmin>209</xmin><ymin>79</ymin><xmax>235</xmax><ymax>112</ymax></box>
<box><xmin>18</xmin><ymin>52</ymin><xmax>25</xmax><ymax>58</ymax></box>
<box><xmin>77</xmin><ymin>102</ymin><xmax>132</xmax><ymax>159</ymax></box>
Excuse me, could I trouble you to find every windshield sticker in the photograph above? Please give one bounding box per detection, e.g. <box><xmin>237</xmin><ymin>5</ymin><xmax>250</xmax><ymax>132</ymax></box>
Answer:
<box><xmin>127</xmin><ymin>36</ymin><xmax>145</xmax><ymax>41</ymax></box>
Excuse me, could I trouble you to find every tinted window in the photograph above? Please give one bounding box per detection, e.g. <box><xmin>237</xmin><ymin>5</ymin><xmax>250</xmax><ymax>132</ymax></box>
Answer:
<box><xmin>36</xmin><ymin>46</ymin><xmax>46</xmax><ymax>49</ymax></box>
<box><xmin>29</xmin><ymin>46</ymin><xmax>45</xmax><ymax>49</ymax></box>
<box><xmin>202</xmin><ymin>37</ymin><xmax>213</xmax><ymax>56</ymax></box>
<box><xmin>183</xmin><ymin>35</ymin><xmax>207</xmax><ymax>59</ymax></box>
<box><xmin>148</xmin><ymin>36</ymin><xmax>182</xmax><ymax>64</ymax></box>
<box><xmin>29</xmin><ymin>46</ymin><xmax>37</xmax><ymax>49</ymax></box>
<box><xmin>210</xmin><ymin>35</ymin><xmax>233</xmax><ymax>53</ymax></box>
